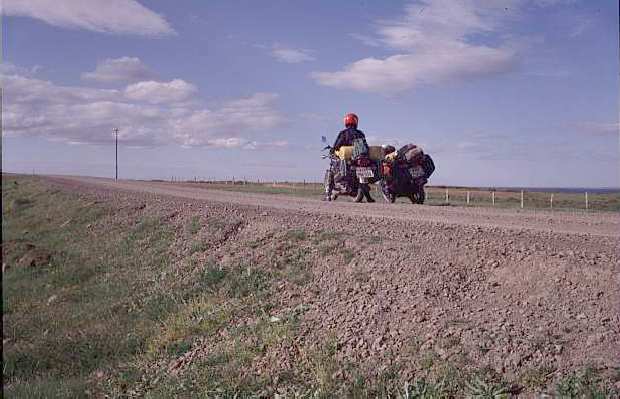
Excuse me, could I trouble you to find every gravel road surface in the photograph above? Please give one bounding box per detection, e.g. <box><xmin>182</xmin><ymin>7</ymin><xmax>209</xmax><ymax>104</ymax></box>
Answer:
<box><xmin>50</xmin><ymin>176</ymin><xmax>620</xmax><ymax>238</ymax></box>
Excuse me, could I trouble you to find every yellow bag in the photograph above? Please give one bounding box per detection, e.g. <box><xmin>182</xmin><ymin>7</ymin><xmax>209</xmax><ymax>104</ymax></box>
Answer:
<box><xmin>335</xmin><ymin>146</ymin><xmax>353</xmax><ymax>160</ymax></box>
<box><xmin>335</xmin><ymin>145</ymin><xmax>385</xmax><ymax>161</ymax></box>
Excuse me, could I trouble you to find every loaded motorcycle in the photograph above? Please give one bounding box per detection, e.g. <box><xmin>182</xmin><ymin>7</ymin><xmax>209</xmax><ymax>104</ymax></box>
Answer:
<box><xmin>379</xmin><ymin>145</ymin><xmax>435</xmax><ymax>204</ymax></box>
<box><xmin>321</xmin><ymin>136</ymin><xmax>380</xmax><ymax>202</ymax></box>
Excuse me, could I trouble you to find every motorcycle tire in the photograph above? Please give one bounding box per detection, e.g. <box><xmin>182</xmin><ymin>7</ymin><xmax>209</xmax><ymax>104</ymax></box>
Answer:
<box><xmin>410</xmin><ymin>187</ymin><xmax>426</xmax><ymax>204</ymax></box>
<box><xmin>323</xmin><ymin>169</ymin><xmax>333</xmax><ymax>195</ymax></box>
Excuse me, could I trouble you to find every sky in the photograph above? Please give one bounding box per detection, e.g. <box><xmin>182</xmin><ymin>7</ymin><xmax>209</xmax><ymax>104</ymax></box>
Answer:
<box><xmin>2</xmin><ymin>0</ymin><xmax>619</xmax><ymax>188</ymax></box>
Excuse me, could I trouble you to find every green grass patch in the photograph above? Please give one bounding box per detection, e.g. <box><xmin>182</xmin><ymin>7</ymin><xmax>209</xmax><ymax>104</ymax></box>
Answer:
<box><xmin>186</xmin><ymin>215</ymin><xmax>201</xmax><ymax>235</ymax></box>
<box><xmin>3</xmin><ymin>176</ymin><xmax>174</xmax><ymax>397</ymax></box>
<box><xmin>555</xmin><ymin>368</ymin><xmax>617</xmax><ymax>398</ymax></box>
<box><xmin>285</xmin><ymin>228</ymin><xmax>308</xmax><ymax>242</ymax></box>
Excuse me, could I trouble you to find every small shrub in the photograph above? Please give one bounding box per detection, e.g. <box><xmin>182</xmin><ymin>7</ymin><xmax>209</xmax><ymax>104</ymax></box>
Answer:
<box><xmin>341</xmin><ymin>248</ymin><xmax>355</xmax><ymax>264</ymax></box>
<box><xmin>286</xmin><ymin>229</ymin><xmax>307</xmax><ymax>241</ymax></box>
<box><xmin>555</xmin><ymin>368</ymin><xmax>615</xmax><ymax>398</ymax></box>
<box><xmin>10</xmin><ymin>197</ymin><xmax>33</xmax><ymax>212</ymax></box>
<box><xmin>201</xmin><ymin>263</ymin><xmax>228</xmax><ymax>290</ymax></box>
<box><xmin>402</xmin><ymin>378</ymin><xmax>448</xmax><ymax>399</ymax></box>
<box><xmin>465</xmin><ymin>376</ymin><xmax>509</xmax><ymax>398</ymax></box>
<box><xmin>223</xmin><ymin>265</ymin><xmax>270</xmax><ymax>298</ymax></box>
<box><xmin>187</xmin><ymin>216</ymin><xmax>201</xmax><ymax>235</ymax></box>
<box><xmin>167</xmin><ymin>340</ymin><xmax>192</xmax><ymax>357</ymax></box>
<box><xmin>519</xmin><ymin>367</ymin><xmax>554</xmax><ymax>390</ymax></box>
<box><xmin>190</xmin><ymin>240</ymin><xmax>208</xmax><ymax>254</ymax></box>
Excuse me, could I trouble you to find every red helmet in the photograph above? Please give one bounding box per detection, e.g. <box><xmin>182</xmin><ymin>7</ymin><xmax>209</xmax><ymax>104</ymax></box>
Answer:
<box><xmin>344</xmin><ymin>113</ymin><xmax>358</xmax><ymax>128</ymax></box>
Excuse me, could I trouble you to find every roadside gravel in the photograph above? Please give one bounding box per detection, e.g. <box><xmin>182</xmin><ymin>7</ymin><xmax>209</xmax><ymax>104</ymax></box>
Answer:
<box><xmin>48</xmin><ymin>175</ymin><xmax>620</xmax><ymax>392</ymax></box>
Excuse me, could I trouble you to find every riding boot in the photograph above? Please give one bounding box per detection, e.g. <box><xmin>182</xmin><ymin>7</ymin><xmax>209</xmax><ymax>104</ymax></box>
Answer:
<box><xmin>363</xmin><ymin>186</ymin><xmax>375</xmax><ymax>203</ymax></box>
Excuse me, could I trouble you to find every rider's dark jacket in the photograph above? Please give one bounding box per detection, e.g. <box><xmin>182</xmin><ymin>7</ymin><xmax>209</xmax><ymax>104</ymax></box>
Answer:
<box><xmin>332</xmin><ymin>127</ymin><xmax>368</xmax><ymax>152</ymax></box>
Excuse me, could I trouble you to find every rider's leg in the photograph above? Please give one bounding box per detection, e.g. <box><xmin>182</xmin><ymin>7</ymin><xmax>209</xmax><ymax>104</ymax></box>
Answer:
<box><xmin>364</xmin><ymin>185</ymin><xmax>375</xmax><ymax>202</ymax></box>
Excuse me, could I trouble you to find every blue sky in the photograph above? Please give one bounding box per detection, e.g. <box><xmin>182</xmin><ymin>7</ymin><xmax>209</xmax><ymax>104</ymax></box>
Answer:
<box><xmin>2</xmin><ymin>0</ymin><xmax>618</xmax><ymax>187</ymax></box>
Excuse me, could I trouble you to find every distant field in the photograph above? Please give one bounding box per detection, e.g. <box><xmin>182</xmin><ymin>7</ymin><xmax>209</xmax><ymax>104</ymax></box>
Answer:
<box><xmin>161</xmin><ymin>180</ymin><xmax>620</xmax><ymax>212</ymax></box>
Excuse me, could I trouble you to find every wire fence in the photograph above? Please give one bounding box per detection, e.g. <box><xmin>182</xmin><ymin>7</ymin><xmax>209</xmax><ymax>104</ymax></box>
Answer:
<box><xmin>422</xmin><ymin>187</ymin><xmax>616</xmax><ymax>212</ymax></box>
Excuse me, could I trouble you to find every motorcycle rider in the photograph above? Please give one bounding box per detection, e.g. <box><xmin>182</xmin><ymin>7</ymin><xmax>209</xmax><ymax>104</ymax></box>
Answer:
<box><xmin>324</xmin><ymin>113</ymin><xmax>375</xmax><ymax>202</ymax></box>
<box><xmin>332</xmin><ymin>113</ymin><xmax>368</xmax><ymax>151</ymax></box>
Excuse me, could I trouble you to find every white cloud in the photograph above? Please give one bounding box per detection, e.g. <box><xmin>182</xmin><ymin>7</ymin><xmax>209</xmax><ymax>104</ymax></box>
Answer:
<box><xmin>532</xmin><ymin>0</ymin><xmax>577</xmax><ymax>6</ymax></box>
<box><xmin>0</xmin><ymin>62</ymin><xmax>42</xmax><ymax>76</ymax></box>
<box><xmin>3</xmin><ymin>0</ymin><xmax>175</xmax><ymax>36</ymax></box>
<box><xmin>349</xmin><ymin>33</ymin><xmax>382</xmax><ymax>47</ymax></box>
<box><xmin>3</xmin><ymin>73</ymin><xmax>120</xmax><ymax>104</ymax></box>
<box><xmin>170</xmin><ymin>93</ymin><xmax>285</xmax><ymax>146</ymax></box>
<box><xmin>569</xmin><ymin>17</ymin><xmax>591</xmax><ymax>38</ymax></box>
<box><xmin>314</xmin><ymin>46</ymin><xmax>514</xmax><ymax>93</ymax></box>
<box><xmin>124</xmin><ymin>79</ymin><xmax>197</xmax><ymax>104</ymax></box>
<box><xmin>313</xmin><ymin>0</ymin><xmax>519</xmax><ymax>93</ymax></box>
<box><xmin>575</xmin><ymin>122</ymin><xmax>620</xmax><ymax>137</ymax></box>
<box><xmin>271</xmin><ymin>45</ymin><xmax>316</xmax><ymax>63</ymax></box>
<box><xmin>2</xmin><ymin>68</ymin><xmax>285</xmax><ymax>148</ymax></box>
<box><xmin>82</xmin><ymin>57</ymin><xmax>155</xmax><ymax>83</ymax></box>
<box><xmin>195</xmin><ymin>138</ymin><xmax>289</xmax><ymax>150</ymax></box>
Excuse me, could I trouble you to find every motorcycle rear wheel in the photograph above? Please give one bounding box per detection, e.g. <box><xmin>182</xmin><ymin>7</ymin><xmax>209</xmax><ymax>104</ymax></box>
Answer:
<box><xmin>323</xmin><ymin>169</ymin><xmax>335</xmax><ymax>200</ymax></box>
<box><xmin>410</xmin><ymin>187</ymin><xmax>426</xmax><ymax>204</ymax></box>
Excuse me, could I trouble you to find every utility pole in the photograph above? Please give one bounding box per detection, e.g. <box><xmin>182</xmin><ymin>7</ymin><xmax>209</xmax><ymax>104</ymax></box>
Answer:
<box><xmin>113</xmin><ymin>128</ymin><xmax>119</xmax><ymax>180</ymax></box>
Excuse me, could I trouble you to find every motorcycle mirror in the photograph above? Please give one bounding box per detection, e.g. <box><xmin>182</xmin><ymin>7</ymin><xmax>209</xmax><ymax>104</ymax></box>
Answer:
<box><xmin>321</xmin><ymin>136</ymin><xmax>327</xmax><ymax>143</ymax></box>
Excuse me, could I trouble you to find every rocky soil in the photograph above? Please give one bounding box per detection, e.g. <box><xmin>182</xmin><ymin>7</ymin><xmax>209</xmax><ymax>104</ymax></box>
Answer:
<box><xmin>47</xmin><ymin>176</ymin><xmax>620</xmax><ymax>394</ymax></box>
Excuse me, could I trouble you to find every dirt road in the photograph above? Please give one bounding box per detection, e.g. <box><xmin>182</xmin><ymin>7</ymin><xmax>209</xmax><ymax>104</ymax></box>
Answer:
<box><xmin>51</xmin><ymin>176</ymin><xmax>620</xmax><ymax>238</ymax></box>
<box><xmin>46</xmin><ymin>175</ymin><xmax>620</xmax><ymax>393</ymax></box>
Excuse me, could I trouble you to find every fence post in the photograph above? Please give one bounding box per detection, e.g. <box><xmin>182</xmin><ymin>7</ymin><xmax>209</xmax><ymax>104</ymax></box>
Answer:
<box><xmin>585</xmin><ymin>192</ymin><xmax>589</xmax><ymax>210</ymax></box>
<box><xmin>445</xmin><ymin>188</ymin><xmax>449</xmax><ymax>203</ymax></box>
<box><xmin>466</xmin><ymin>191</ymin><xmax>470</xmax><ymax>205</ymax></box>
<box><xmin>550</xmin><ymin>193</ymin><xmax>554</xmax><ymax>209</ymax></box>
<box><xmin>492</xmin><ymin>191</ymin><xmax>495</xmax><ymax>206</ymax></box>
<box><xmin>520</xmin><ymin>190</ymin><xmax>524</xmax><ymax>209</ymax></box>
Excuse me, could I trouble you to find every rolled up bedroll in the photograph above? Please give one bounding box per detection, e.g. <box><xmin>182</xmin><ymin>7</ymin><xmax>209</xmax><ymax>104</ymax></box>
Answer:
<box><xmin>336</xmin><ymin>146</ymin><xmax>385</xmax><ymax>161</ymax></box>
